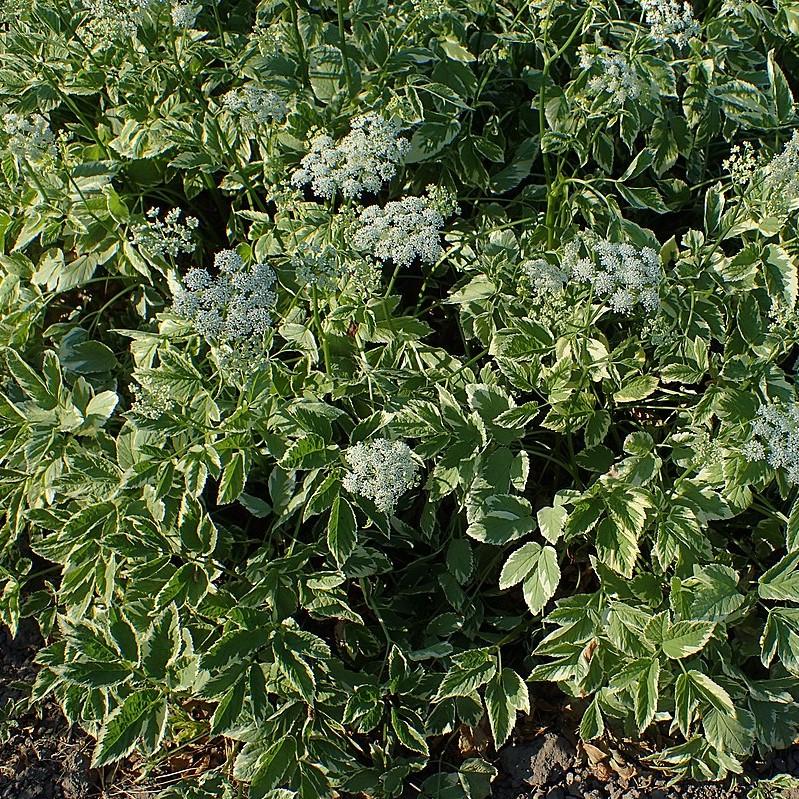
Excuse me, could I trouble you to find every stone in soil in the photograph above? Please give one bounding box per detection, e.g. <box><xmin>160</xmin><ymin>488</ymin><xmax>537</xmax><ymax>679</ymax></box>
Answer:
<box><xmin>499</xmin><ymin>733</ymin><xmax>576</xmax><ymax>788</ymax></box>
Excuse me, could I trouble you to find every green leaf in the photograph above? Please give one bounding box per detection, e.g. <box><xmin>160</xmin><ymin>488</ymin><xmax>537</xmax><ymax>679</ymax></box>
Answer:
<box><xmin>703</xmin><ymin>707</ymin><xmax>755</xmax><ymax>755</ymax></box>
<box><xmin>434</xmin><ymin>649</ymin><xmax>496</xmax><ymax>700</ymax></box>
<box><xmin>92</xmin><ymin>689</ymin><xmax>162</xmax><ymax>767</ymax></box>
<box><xmin>788</xmin><ymin>498</ymin><xmax>799</xmax><ymax>553</ymax></box>
<box><xmin>537</xmin><ymin>505</ymin><xmax>567</xmax><ymax>544</ymax></box>
<box><xmin>759</xmin><ymin>552</ymin><xmax>799</xmax><ymax>602</ymax></box>
<box><xmin>327</xmin><ymin>494</ymin><xmax>357</xmax><ymax>567</ymax></box>
<box><xmin>62</xmin><ymin>660</ymin><xmax>132</xmax><ymax>688</ymax></box>
<box><xmin>60</xmin><ymin>340</ymin><xmax>117</xmax><ymax>374</ymax></box>
<box><xmin>440</xmin><ymin>38</ymin><xmax>474</xmax><ymax>62</ymax></box>
<box><xmin>140</xmin><ymin>604</ymin><xmax>181</xmax><ymax>680</ymax></box>
<box><xmin>764</xmin><ymin>244</ymin><xmax>798</xmax><ymax>309</ymax></box>
<box><xmin>522</xmin><ymin>545</ymin><xmax>560</xmax><ymax>616</ymax></box>
<box><xmin>580</xmin><ymin>695</ymin><xmax>605</xmax><ymax>740</ymax></box>
<box><xmin>613</xmin><ymin>375</ymin><xmax>659</xmax><ymax>403</ymax></box>
<box><xmin>616</xmin><ymin>185</ymin><xmax>669</xmax><ymax>214</ymax></box>
<box><xmin>249</xmin><ymin>738</ymin><xmax>297</xmax><ymax>799</ymax></box>
<box><xmin>5</xmin><ymin>350</ymin><xmax>56</xmax><ymax>408</ymax></box>
<box><xmin>634</xmin><ymin>658</ymin><xmax>660</xmax><ymax>732</ymax></box>
<box><xmin>584</xmin><ymin>410</ymin><xmax>611</xmax><ymax>448</ymax></box>
<box><xmin>684</xmin><ymin>670</ymin><xmax>735</xmax><ymax>716</ymax></box>
<box><xmin>595</xmin><ymin>517</ymin><xmax>640</xmax><ymax>579</ymax></box>
<box><xmin>661</xmin><ymin>621</ymin><xmax>716</xmax><ymax>659</ymax></box>
<box><xmin>217</xmin><ymin>452</ymin><xmax>247</xmax><ymax>505</ymax></box>
<box><xmin>499</xmin><ymin>542</ymin><xmax>541</xmax><ymax>589</ymax></box>
<box><xmin>391</xmin><ymin>708</ymin><xmax>429</xmax><ymax>755</ymax></box>
<box><xmin>281</xmin><ymin>435</ymin><xmax>334</xmax><ymax>470</ymax></box>
<box><xmin>272</xmin><ymin>636</ymin><xmax>315</xmax><ymax>703</ymax></box>
<box><xmin>767</xmin><ymin>50</ymin><xmax>794</xmax><ymax>124</ymax></box>
<box><xmin>485</xmin><ymin>668</ymin><xmax>529</xmax><ymax>748</ymax></box>
<box><xmin>210</xmin><ymin>675</ymin><xmax>246</xmax><ymax>735</ymax></box>
<box><xmin>447</xmin><ymin>538</ymin><xmax>474</xmax><ymax>584</ymax></box>
<box><xmin>490</xmin><ymin>137</ymin><xmax>538</xmax><ymax>193</ymax></box>
<box><xmin>467</xmin><ymin>494</ymin><xmax>535</xmax><ymax>544</ymax></box>
<box><xmin>85</xmin><ymin>391</ymin><xmax>118</xmax><ymax>422</ymax></box>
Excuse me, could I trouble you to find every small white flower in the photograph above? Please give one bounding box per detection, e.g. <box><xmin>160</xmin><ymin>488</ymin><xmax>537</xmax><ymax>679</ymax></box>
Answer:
<box><xmin>578</xmin><ymin>46</ymin><xmax>643</xmax><ymax>109</ymax></box>
<box><xmin>563</xmin><ymin>235</ymin><xmax>662</xmax><ymax>314</ymax></box>
<box><xmin>171</xmin><ymin>1</ymin><xmax>200</xmax><ymax>28</ymax></box>
<box><xmin>79</xmin><ymin>0</ymin><xmax>154</xmax><ymax>43</ymax></box>
<box><xmin>173</xmin><ymin>248</ymin><xmax>277</xmax><ymax>348</ymax></box>
<box><xmin>2</xmin><ymin>112</ymin><xmax>57</xmax><ymax>162</ymax></box>
<box><xmin>639</xmin><ymin>0</ymin><xmax>700</xmax><ymax>47</ymax></box>
<box><xmin>222</xmin><ymin>86</ymin><xmax>287</xmax><ymax>124</ymax></box>
<box><xmin>130</xmin><ymin>373</ymin><xmax>175</xmax><ymax>420</ymax></box>
<box><xmin>746</xmin><ymin>401</ymin><xmax>799</xmax><ymax>483</ymax></box>
<box><xmin>352</xmin><ymin>187</ymin><xmax>456</xmax><ymax>268</ymax></box>
<box><xmin>342</xmin><ymin>438</ymin><xmax>420</xmax><ymax>515</ymax></box>
<box><xmin>131</xmin><ymin>207</ymin><xmax>198</xmax><ymax>259</ymax></box>
<box><xmin>759</xmin><ymin>132</ymin><xmax>799</xmax><ymax>218</ymax></box>
<box><xmin>291</xmin><ymin>247</ymin><xmax>342</xmax><ymax>292</ymax></box>
<box><xmin>522</xmin><ymin>258</ymin><xmax>568</xmax><ymax>296</ymax></box>
<box><xmin>723</xmin><ymin>142</ymin><xmax>759</xmax><ymax>186</ymax></box>
<box><xmin>291</xmin><ymin>114</ymin><xmax>410</xmax><ymax>200</ymax></box>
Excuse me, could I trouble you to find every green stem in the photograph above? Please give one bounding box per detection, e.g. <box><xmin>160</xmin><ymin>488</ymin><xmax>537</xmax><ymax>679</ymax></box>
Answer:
<box><xmin>287</xmin><ymin>0</ymin><xmax>309</xmax><ymax>85</ymax></box>
<box><xmin>336</xmin><ymin>0</ymin><xmax>355</xmax><ymax>98</ymax></box>
<box><xmin>312</xmin><ymin>286</ymin><xmax>331</xmax><ymax>373</ymax></box>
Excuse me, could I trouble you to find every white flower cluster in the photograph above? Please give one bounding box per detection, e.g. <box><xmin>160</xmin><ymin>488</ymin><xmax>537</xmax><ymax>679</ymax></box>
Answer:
<box><xmin>342</xmin><ymin>438</ymin><xmax>419</xmax><ymax>515</ymax></box>
<box><xmin>564</xmin><ymin>236</ymin><xmax>661</xmax><ymax>313</ymax></box>
<box><xmin>723</xmin><ymin>142</ymin><xmax>758</xmax><ymax>186</ymax></box>
<box><xmin>522</xmin><ymin>258</ymin><xmax>569</xmax><ymax>297</ymax></box>
<box><xmin>743</xmin><ymin>402</ymin><xmax>799</xmax><ymax>484</ymax></box>
<box><xmin>639</xmin><ymin>0</ymin><xmax>700</xmax><ymax>47</ymax></box>
<box><xmin>250</xmin><ymin>19</ymin><xmax>289</xmax><ymax>58</ymax></box>
<box><xmin>291</xmin><ymin>247</ymin><xmax>342</xmax><ymax>292</ymax></box>
<box><xmin>171</xmin><ymin>1</ymin><xmax>200</xmax><ymax>27</ymax></box>
<box><xmin>720</xmin><ymin>0</ymin><xmax>747</xmax><ymax>14</ymax></box>
<box><xmin>2</xmin><ymin>112</ymin><xmax>57</xmax><ymax>162</ymax></box>
<box><xmin>130</xmin><ymin>374</ymin><xmax>174</xmax><ymax>420</ymax></box>
<box><xmin>222</xmin><ymin>86</ymin><xmax>287</xmax><ymax>124</ymax></box>
<box><xmin>80</xmin><ymin>0</ymin><xmax>155</xmax><ymax>42</ymax></box>
<box><xmin>760</xmin><ymin>132</ymin><xmax>799</xmax><ymax>218</ymax></box>
<box><xmin>172</xmin><ymin>249</ymin><xmax>277</xmax><ymax>347</ymax></box>
<box><xmin>131</xmin><ymin>207</ymin><xmax>198</xmax><ymax>259</ymax></box>
<box><xmin>578</xmin><ymin>46</ymin><xmax>642</xmax><ymax>108</ymax></box>
<box><xmin>290</xmin><ymin>115</ymin><xmax>410</xmax><ymax>200</ymax></box>
<box><xmin>352</xmin><ymin>187</ymin><xmax>457</xmax><ymax>268</ymax></box>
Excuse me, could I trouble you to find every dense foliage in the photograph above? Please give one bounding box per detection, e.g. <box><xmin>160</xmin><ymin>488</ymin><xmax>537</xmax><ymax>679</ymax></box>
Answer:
<box><xmin>2</xmin><ymin>0</ymin><xmax>799</xmax><ymax>796</ymax></box>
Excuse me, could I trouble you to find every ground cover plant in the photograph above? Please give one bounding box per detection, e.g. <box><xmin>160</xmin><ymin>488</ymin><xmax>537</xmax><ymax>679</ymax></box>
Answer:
<box><xmin>2</xmin><ymin>0</ymin><xmax>799</xmax><ymax>796</ymax></box>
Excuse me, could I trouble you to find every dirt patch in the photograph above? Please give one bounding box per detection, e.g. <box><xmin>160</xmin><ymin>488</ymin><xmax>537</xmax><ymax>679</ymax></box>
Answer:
<box><xmin>0</xmin><ymin>621</ymin><xmax>95</xmax><ymax>799</ymax></box>
<box><xmin>492</xmin><ymin>734</ymin><xmax>799</xmax><ymax>799</ymax></box>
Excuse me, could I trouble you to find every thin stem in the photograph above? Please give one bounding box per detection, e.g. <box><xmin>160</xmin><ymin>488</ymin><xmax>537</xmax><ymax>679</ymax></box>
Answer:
<box><xmin>336</xmin><ymin>0</ymin><xmax>355</xmax><ymax>97</ymax></box>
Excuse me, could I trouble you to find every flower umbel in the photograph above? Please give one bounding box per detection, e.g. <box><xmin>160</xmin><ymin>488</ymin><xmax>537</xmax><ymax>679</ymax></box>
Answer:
<box><xmin>723</xmin><ymin>142</ymin><xmax>759</xmax><ymax>187</ymax></box>
<box><xmin>760</xmin><ymin>132</ymin><xmax>799</xmax><ymax>219</ymax></box>
<box><xmin>172</xmin><ymin>249</ymin><xmax>277</xmax><ymax>348</ymax></box>
<box><xmin>222</xmin><ymin>86</ymin><xmax>287</xmax><ymax>124</ymax></box>
<box><xmin>578</xmin><ymin>46</ymin><xmax>643</xmax><ymax>109</ymax></box>
<box><xmin>291</xmin><ymin>115</ymin><xmax>410</xmax><ymax>200</ymax></box>
<box><xmin>639</xmin><ymin>0</ymin><xmax>700</xmax><ymax>47</ymax></box>
<box><xmin>564</xmin><ymin>235</ymin><xmax>662</xmax><ymax>314</ymax></box>
<box><xmin>745</xmin><ymin>402</ymin><xmax>799</xmax><ymax>484</ymax></box>
<box><xmin>171</xmin><ymin>1</ymin><xmax>200</xmax><ymax>27</ymax></box>
<box><xmin>131</xmin><ymin>207</ymin><xmax>199</xmax><ymax>259</ymax></box>
<box><xmin>343</xmin><ymin>439</ymin><xmax>420</xmax><ymax>515</ymax></box>
<box><xmin>291</xmin><ymin>247</ymin><xmax>342</xmax><ymax>292</ymax></box>
<box><xmin>2</xmin><ymin>112</ymin><xmax>57</xmax><ymax>163</ymax></box>
<box><xmin>352</xmin><ymin>187</ymin><xmax>457</xmax><ymax>268</ymax></box>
